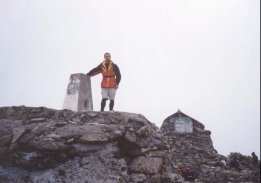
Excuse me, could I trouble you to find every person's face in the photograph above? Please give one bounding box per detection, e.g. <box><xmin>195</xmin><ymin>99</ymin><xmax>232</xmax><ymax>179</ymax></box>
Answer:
<box><xmin>104</xmin><ymin>54</ymin><xmax>111</xmax><ymax>62</ymax></box>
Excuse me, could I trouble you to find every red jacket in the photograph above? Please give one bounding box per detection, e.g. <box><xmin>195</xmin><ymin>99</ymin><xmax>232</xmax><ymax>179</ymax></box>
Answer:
<box><xmin>87</xmin><ymin>60</ymin><xmax>121</xmax><ymax>88</ymax></box>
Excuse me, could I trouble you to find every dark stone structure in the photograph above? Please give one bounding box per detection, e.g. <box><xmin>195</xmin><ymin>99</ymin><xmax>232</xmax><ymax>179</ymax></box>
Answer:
<box><xmin>161</xmin><ymin>110</ymin><xmax>260</xmax><ymax>182</ymax></box>
<box><xmin>161</xmin><ymin>110</ymin><xmax>218</xmax><ymax>179</ymax></box>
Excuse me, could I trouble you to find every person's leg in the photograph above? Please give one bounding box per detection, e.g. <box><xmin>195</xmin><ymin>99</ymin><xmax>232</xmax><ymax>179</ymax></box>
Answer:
<box><xmin>108</xmin><ymin>88</ymin><xmax>116</xmax><ymax>111</ymax></box>
<box><xmin>101</xmin><ymin>88</ymin><xmax>109</xmax><ymax>111</ymax></box>
<box><xmin>109</xmin><ymin>100</ymin><xmax>114</xmax><ymax>111</ymax></box>
<box><xmin>101</xmin><ymin>98</ymin><xmax>107</xmax><ymax>111</ymax></box>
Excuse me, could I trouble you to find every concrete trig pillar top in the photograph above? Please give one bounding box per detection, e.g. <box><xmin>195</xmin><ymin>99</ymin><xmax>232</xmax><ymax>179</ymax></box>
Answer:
<box><xmin>62</xmin><ymin>73</ymin><xmax>93</xmax><ymax>112</ymax></box>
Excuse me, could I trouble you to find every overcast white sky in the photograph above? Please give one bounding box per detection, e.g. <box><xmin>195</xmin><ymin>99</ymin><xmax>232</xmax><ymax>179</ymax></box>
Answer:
<box><xmin>0</xmin><ymin>0</ymin><xmax>260</xmax><ymax>157</ymax></box>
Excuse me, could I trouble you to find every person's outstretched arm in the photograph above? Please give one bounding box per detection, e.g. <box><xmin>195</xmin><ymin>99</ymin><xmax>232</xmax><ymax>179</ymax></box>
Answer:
<box><xmin>87</xmin><ymin>64</ymin><xmax>102</xmax><ymax>76</ymax></box>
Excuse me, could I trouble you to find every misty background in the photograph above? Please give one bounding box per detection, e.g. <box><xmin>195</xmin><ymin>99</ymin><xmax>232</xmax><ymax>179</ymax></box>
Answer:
<box><xmin>0</xmin><ymin>0</ymin><xmax>260</xmax><ymax>157</ymax></box>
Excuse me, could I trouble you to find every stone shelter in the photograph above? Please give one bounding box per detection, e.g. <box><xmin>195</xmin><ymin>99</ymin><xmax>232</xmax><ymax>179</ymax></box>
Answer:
<box><xmin>160</xmin><ymin>109</ymin><xmax>260</xmax><ymax>182</ymax></box>
<box><xmin>161</xmin><ymin>109</ymin><xmax>221</xmax><ymax>180</ymax></box>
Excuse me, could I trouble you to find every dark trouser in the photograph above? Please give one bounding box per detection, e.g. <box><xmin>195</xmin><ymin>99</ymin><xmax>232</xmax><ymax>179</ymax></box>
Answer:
<box><xmin>101</xmin><ymin>98</ymin><xmax>114</xmax><ymax>111</ymax></box>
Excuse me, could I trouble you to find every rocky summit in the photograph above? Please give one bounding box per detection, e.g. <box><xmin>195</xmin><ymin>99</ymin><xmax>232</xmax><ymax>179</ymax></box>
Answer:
<box><xmin>0</xmin><ymin>106</ymin><xmax>260</xmax><ymax>183</ymax></box>
<box><xmin>0</xmin><ymin>106</ymin><xmax>171</xmax><ymax>183</ymax></box>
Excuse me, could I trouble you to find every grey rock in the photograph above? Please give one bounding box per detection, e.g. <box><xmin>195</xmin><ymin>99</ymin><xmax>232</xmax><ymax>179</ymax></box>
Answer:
<box><xmin>28</xmin><ymin>141</ymin><xmax>70</xmax><ymax>151</ymax></box>
<box><xmin>124</xmin><ymin>131</ymin><xmax>136</xmax><ymax>143</ymax></box>
<box><xmin>87</xmin><ymin>112</ymin><xmax>98</xmax><ymax>117</ymax></box>
<box><xmin>73</xmin><ymin>143</ymin><xmax>106</xmax><ymax>155</ymax></box>
<box><xmin>0</xmin><ymin>147</ymin><xmax>8</xmax><ymax>153</ymax></box>
<box><xmin>0</xmin><ymin>134</ymin><xmax>12</xmax><ymax>148</ymax></box>
<box><xmin>67</xmin><ymin>138</ymin><xmax>74</xmax><ymax>143</ymax></box>
<box><xmin>55</xmin><ymin>122</ymin><xmax>67</xmax><ymax>126</ymax></box>
<box><xmin>148</xmin><ymin>150</ymin><xmax>168</xmax><ymax>158</ymax></box>
<box><xmin>72</xmin><ymin>117</ymin><xmax>81</xmax><ymax>122</ymax></box>
<box><xmin>9</xmin><ymin>143</ymin><xmax>18</xmax><ymax>153</ymax></box>
<box><xmin>68</xmin><ymin>121</ymin><xmax>77</xmax><ymax>124</ymax></box>
<box><xmin>136</xmin><ymin>126</ymin><xmax>148</xmax><ymax>137</ymax></box>
<box><xmin>162</xmin><ymin>172</ymin><xmax>184</xmax><ymax>182</ymax></box>
<box><xmin>129</xmin><ymin>127</ymin><xmax>134</xmax><ymax>132</ymax></box>
<box><xmin>94</xmin><ymin>144</ymin><xmax>119</xmax><ymax>157</ymax></box>
<box><xmin>11</xmin><ymin>127</ymin><xmax>26</xmax><ymax>143</ymax></box>
<box><xmin>207</xmin><ymin>161</ymin><xmax>216</xmax><ymax>166</ymax></box>
<box><xmin>130</xmin><ymin>173</ymin><xmax>146</xmax><ymax>182</ymax></box>
<box><xmin>132</xmin><ymin>148</ymin><xmax>147</xmax><ymax>156</ymax></box>
<box><xmin>110</xmin><ymin>130</ymin><xmax>122</xmax><ymax>139</ymax></box>
<box><xmin>30</xmin><ymin>118</ymin><xmax>46</xmax><ymax>123</ymax></box>
<box><xmin>79</xmin><ymin>133</ymin><xmax>108</xmax><ymax>143</ymax></box>
<box><xmin>46</xmin><ymin>133</ymin><xmax>61</xmax><ymax>141</ymax></box>
<box><xmin>150</xmin><ymin>173</ymin><xmax>161</xmax><ymax>183</ymax></box>
<box><xmin>151</xmin><ymin>138</ymin><xmax>168</xmax><ymax>150</ymax></box>
<box><xmin>129</xmin><ymin>156</ymin><xmax>163</xmax><ymax>175</ymax></box>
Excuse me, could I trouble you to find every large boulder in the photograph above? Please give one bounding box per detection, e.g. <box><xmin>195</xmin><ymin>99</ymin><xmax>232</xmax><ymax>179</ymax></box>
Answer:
<box><xmin>0</xmin><ymin>106</ymin><xmax>169</xmax><ymax>183</ymax></box>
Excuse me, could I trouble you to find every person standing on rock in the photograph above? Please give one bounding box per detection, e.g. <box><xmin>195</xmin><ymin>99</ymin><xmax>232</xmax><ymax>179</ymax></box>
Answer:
<box><xmin>176</xmin><ymin>164</ymin><xmax>184</xmax><ymax>175</ymax></box>
<box><xmin>87</xmin><ymin>53</ymin><xmax>121</xmax><ymax>111</ymax></box>
<box><xmin>230</xmin><ymin>156</ymin><xmax>241</xmax><ymax>172</ymax></box>
<box><xmin>184</xmin><ymin>166</ymin><xmax>194</xmax><ymax>182</ymax></box>
<box><xmin>221</xmin><ymin>158</ymin><xmax>227</xmax><ymax>168</ymax></box>
<box><xmin>251</xmin><ymin>152</ymin><xmax>259</xmax><ymax>169</ymax></box>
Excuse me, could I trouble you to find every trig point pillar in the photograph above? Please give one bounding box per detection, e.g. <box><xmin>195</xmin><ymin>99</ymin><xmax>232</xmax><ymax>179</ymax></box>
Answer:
<box><xmin>62</xmin><ymin>73</ymin><xmax>93</xmax><ymax>111</ymax></box>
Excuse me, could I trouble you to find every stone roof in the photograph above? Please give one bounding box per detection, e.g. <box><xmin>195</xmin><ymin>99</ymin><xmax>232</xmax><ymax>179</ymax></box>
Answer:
<box><xmin>161</xmin><ymin>109</ymin><xmax>205</xmax><ymax>132</ymax></box>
